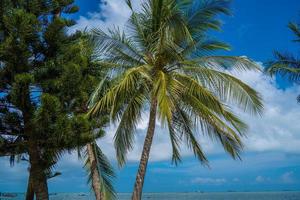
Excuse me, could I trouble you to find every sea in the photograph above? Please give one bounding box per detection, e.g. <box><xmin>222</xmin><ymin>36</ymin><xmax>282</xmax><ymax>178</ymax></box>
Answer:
<box><xmin>0</xmin><ymin>192</ymin><xmax>300</xmax><ymax>200</ymax></box>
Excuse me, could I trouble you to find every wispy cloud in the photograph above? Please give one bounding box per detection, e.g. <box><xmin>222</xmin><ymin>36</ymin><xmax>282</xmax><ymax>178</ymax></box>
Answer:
<box><xmin>255</xmin><ymin>175</ymin><xmax>271</xmax><ymax>183</ymax></box>
<box><xmin>191</xmin><ymin>177</ymin><xmax>227</xmax><ymax>185</ymax></box>
<box><xmin>280</xmin><ymin>171</ymin><xmax>295</xmax><ymax>184</ymax></box>
<box><xmin>233</xmin><ymin>178</ymin><xmax>240</xmax><ymax>182</ymax></box>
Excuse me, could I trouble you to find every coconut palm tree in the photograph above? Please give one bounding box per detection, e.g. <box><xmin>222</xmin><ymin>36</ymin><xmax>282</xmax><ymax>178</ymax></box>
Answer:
<box><xmin>266</xmin><ymin>21</ymin><xmax>300</xmax><ymax>101</ymax></box>
<box><xmin>89</xmin><ymin>0</ymin><xmax>263</xmax><ymax>199</ymax></box>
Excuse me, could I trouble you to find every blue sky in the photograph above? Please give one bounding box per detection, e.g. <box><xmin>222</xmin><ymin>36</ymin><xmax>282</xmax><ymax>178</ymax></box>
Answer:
<box><xmin>1</xmin><ymin>0</ymin><xmax>300</xmax><ymax>193</ymax></box>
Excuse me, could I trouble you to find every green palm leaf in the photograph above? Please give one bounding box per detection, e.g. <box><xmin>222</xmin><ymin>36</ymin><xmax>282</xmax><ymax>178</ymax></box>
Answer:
<box><xmin>266</xmin><ymin>21</ymin><xmax>300</xmax><ymax>86</ymax></box>
<box><xmin>84</xmin><ymin>141</ymin><xmax>116</xmax><ymax>199</ymax></box>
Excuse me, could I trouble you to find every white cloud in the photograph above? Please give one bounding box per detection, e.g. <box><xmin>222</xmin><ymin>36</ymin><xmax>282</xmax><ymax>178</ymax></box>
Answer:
<box><xmin>255</xmin><ymin>175</ymin><xmax>273</xmax><ymax>183</ymax></box>
<box><xmin>191</xmin><ymin>177</ymin><xmax>227</xmax><ymax>185</ymax></box>
<box><xmin>235</xmin><ymin>69</ymin><xmax>300</xmax><ymax>153</ymax></box>
<box><xmin>233</xmin><ymin>178</ymin><xmax>240</xmax><ymax>182</ymax></box>
<box><xmin>256</xmin><ymin>176</ymin><xmax>265</xmax><ymax>183</ymax></box>
<box><xmin>70</xmin><ymin>0</ymin><xmax>141</xmax><ymax>33</ymax></box>
<box><xmin>280</xmin><ymin>171</ymin><xmax>295</xmax><ymax>183</ymax></box>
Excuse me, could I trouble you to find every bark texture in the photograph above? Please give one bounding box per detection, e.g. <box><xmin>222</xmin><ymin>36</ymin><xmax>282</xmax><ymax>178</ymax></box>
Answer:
<box><xmin>28</xmin><ymin>143</ymin><xmax>49</xmax><ymax>200</ymax></box>
<box><xmin>25</xmin><ymin>168</ymin><xmax>34</xmax><ymax>200</ymax></box>
<box><xmin>24</xmin><ymin>111</ymin><xmax>49</xmax><ymax>200</ymax></box>
<box><xmin>132</xmin><ymin>98</ymin><xmax>157</xmax><ymax>200</ymax></box>
<box><xmin>87</xmin><ymin>143</ymin><xmax>104</xmax><ymax>200</ymax></box>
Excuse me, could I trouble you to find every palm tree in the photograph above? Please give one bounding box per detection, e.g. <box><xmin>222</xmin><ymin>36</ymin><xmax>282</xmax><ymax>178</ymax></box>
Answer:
<box><xmin>89</xmin><ymin>0</ymin><xmax>263</xmax><ymax>199</ymax></box>
<box><xmin>266</xmin><ymin>21</ymin><xmax>300</xmax><ymax>101</ymax></box>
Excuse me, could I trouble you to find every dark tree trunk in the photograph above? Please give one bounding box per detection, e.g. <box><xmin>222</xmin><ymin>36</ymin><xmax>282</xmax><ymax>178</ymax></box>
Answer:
<box><xmin>87</xmin><ymin>143</ymin><xmax>104</xmax><ymax>200</ymax></box>
<box><xmin>25</xmin><ymin>168</ymin><xmax>34</xmax><ymax>200</ymax></box>
<box><xmin>132</xmin><ymin>98</ymin><xmax>157</xmax><ymax>200</ymax></box>
<box><xmin>23</xmin><ymin>110</ymin><xmax>49</xmax><ymax>200</ymax></box>
<box><xmin>28</xmin><ymin>144</ymin><xmax>49</xmax><ymax>200</ymax></box>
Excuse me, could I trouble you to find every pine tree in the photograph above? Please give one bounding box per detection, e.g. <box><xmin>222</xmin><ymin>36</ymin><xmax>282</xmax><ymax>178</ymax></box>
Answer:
<box><xmin>0</xmin><ymin>1</ymin><xmax>111</xmax><ymax>199</ymax></box>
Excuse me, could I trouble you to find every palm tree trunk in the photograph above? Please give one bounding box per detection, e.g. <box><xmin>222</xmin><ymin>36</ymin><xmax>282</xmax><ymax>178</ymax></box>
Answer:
<box><xmin>87</xmin><ymin>143</ymin><xmax>104</xmax><ymax>200</ymax></box>
<box><xmin>132</xmin><ymin>98</ymin><xmax>157</xmax><ymax>200</ymax></box>
<box><xmin>28</xmin><ymin>144</ymin><xmax>49</xmax><ymax>200</ymax></box>
<box><xmin>25</xmin><ymin>169</ymin><xmax>34</xmax><ymax>200</ymax></box>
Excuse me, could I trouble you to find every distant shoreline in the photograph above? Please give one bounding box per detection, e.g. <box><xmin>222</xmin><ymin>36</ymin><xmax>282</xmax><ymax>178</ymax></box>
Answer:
<box><xmin>1</xmin><ymin>191</ymin><xmax>299</xmax><ymax>194</ymax></box>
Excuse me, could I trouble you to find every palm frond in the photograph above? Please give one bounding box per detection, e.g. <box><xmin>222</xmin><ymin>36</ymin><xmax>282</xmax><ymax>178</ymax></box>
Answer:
<box><xmin>266</xmin><ymin>51</ymin><xmax>300</xmax><ymax>82</ymax></box>
<box><xmin>183</xmin><ymin>0</ymin><xmax>231</xmax><ymax>33</ymax></box>
<box><xmin>167</xmin><ymin>120</ymin><xmax>182</xmax><ymax>165</ymax></box>
<box><xmin>171</xmin><ymin>104</ymin><xmax>208</xmax><ymax>164</ymax></box>
<box><xmin>87</xmin><ymin>76</ymin><xmax>110</xmax><ymax>109</ymax></box>
<box><xmin>114</xmin><ymin>88</ymin><xmax>147</xmax><ymax>166</ymax></box>
<box><xmin>181</xmin><ymin>95</ymin><xmax>243</xmax><ymax>159</ymax></box>
<box><xmin>84</xmin><ymin>142</ymin><xmax>116</xmax><ymax>200</ymax></box>
<box><xmin>125</xmin><ymin>0</ymin><xmax>133</xmax><ymax>10</ymax></box>
<box><xmin>183</xmin><ymin>66</ymin><xmax>263</xmax><ymax>115</ymax></box>
<box><xmin>91</xmin><ymin>28</ymin><xmax>145</xmax><ymax>68</ymax></box>
<box><xmin>88</xmin><ymin>65</ymin><xmax>150</xmax><ymax>117</ymax></box>
<box><xmin>191</xmin><ymin>56</ymin><xmax>261</xmax><ymax>71</ymax></box>
<box><xmin>288</xmin><ymin>22</ymin><xmax>300</xmax><ymax>42</ymax></box>
<box><xmin>154</xmin><ymin>71</ymin><xmax>174</xmax><ymax>124</ymax></box>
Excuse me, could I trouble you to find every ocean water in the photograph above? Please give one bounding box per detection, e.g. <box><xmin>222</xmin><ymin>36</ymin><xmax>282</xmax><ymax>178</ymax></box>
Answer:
<box><xmin>1</xmin><ymin>192</ymin><xmax>300</xmax><ymax>200</ymax></box>
<box><xmin>0</xmin><ymin>192</ymin><xmax>300</xmax><ymax>200</ymax></box>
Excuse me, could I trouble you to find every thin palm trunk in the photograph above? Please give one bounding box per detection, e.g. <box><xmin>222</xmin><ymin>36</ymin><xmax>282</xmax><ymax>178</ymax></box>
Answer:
<box><xmin>25</xmin><ymin>169</ymin><xmax>34</xmax><ymax>200</ymax></box>
<box><xmin>132</xmin><ymin>98</ymin><xmax>158</xmax><ymax>200</ymax></box>
<box><xmin>87</xmin><ymin>143</ymin><xmax>104</xmax><ymax>200</ymax></box>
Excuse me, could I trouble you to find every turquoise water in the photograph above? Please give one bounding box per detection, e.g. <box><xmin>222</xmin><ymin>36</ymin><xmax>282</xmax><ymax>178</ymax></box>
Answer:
<box><xmin>1</xmin><ymin>192</ymin><xmax>300</xmax><ymax>200</ymax></box>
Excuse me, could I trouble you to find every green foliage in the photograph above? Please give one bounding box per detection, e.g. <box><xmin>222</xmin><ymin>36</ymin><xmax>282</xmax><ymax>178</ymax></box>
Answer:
<box><xmin>266</xmin><ymin>21</ymin><xmax>300</xmax><ymax>101</ymax></box>
<box><xmin>90</xmin><ymin>0</ymin><xmax>263</xmax><ymax>167</ymax></box>
<box><xmin>10</xmin><ymin>74</ymin><xmax>34</xmax><ymax>110</ymax></box>
<box><xmin>84</xmin><ymin>141</ymin><xmax>117</xmax><ymax>200</ymax></box>
<box><xmin>0</xmin><ymin>1</ymin><xmax>115</xmax><ymax>198</ymax></box>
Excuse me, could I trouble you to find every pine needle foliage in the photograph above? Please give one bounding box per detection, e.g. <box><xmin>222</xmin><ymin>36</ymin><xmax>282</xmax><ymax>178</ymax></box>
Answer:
<box><xmin>0</xmin><ymin>0</ymin><xmax>114</xmax><ymax>199</ymax></box>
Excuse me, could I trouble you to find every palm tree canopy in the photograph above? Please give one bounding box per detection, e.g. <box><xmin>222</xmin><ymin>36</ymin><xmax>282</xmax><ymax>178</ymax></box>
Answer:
<box><xmin>89</xmin><ymin>0</ymin><xmax>263</xmax><ymax>166</ymax></box>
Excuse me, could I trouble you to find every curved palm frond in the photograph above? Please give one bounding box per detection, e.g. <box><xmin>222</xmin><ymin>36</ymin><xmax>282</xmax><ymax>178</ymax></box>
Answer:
<box><xmin>169</xmin><ymin>104</ymin><xmax>208</xmax><ymax>165</ymax></box>
<box><xmin>88</xmin><ymin>65</ymin><xmax>150</xmax><ymax>118</ymax></box>
<box><xmin>288</xmin><ymin>22</ymin><xmax>300</xmax><ymax>42</ymax></box>
<box><xmin>84</xmin><ymin>140</ymin><xmax>116</xmax><ymax>199</ymax></box>
<box><xmin>266</xmin><ymin>51</ymin><xmax>300</xmax><ymax>82</ymax></box>
<box><xmin>182</xmin><ymin>66</ymin><xmax>263</xmax><ymax>114</ymax></box>
<box><xmin>186</xmin><ymin>56</ymin><xmax>261</xmax><ymax>71</ymax></box>
<box><xmin>266</xmin><ymin>20</ymin><xmax>300</xmax><ymax>96</ymax></box>
<box><xmin>181</xmin><ymin>94</ymin><xmax>243</xmax><ymax>159</ymax></box>
<box><xmin>114</xmin><ymin>88</ymin><xmax>148</xmax><ymax>166</ymax></box>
